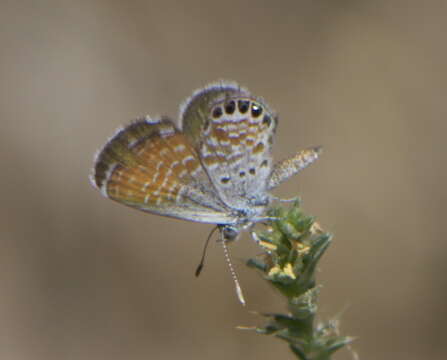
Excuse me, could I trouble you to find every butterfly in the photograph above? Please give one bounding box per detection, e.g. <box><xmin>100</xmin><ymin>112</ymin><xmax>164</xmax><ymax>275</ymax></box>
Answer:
<box><xmin>90</xmin><ymin>80</ymin><xmax>321</xmax><ymax>304</ymax></box>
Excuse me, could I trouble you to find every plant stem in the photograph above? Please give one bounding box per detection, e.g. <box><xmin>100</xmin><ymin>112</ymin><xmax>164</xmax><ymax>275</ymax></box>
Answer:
<box><xmin>244</xmin><ymin>200</ymin><xmax>354</xmax><ymax>360</ymax></box>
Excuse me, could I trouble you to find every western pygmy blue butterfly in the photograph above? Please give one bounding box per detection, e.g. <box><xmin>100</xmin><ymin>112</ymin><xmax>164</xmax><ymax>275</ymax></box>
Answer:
<box><xmin>91</xmin><ymin>81</ymin><xmax>320</xmax><ymax>304</ymax></box>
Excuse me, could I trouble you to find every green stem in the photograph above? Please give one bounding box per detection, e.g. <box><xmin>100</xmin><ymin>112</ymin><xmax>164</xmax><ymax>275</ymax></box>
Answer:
<box><xmin>244</xmin><ymin>200</ymin><xmax>353</xmax><ymax>360</ymax></box>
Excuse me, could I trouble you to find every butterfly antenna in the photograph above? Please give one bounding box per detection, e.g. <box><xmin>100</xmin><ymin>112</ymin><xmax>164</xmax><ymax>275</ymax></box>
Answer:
<box><xmin>221</xmin><ymin>236</ymin><xmax>246</xmax><ymax>306</ymax></box>
<box><xmin>195</xmin><ymin>226</ymin><xmax>218</xmax><ymax>277</ymax></box>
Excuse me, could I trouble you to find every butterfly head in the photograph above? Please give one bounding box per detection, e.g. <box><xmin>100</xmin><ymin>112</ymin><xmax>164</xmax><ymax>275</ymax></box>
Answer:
<box><xmin>220</xmin><ymin>225</ymin><xmax>240</xmax><ymax>242</ymax></box>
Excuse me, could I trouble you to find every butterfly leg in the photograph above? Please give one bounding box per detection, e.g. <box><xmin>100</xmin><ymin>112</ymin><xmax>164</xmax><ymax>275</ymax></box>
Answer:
<box><xmin>250</xmin><ymin>230</ymin><xmax>262</xmax><ymax>245</ymax></box>
<box><xmin>253</xmin><ymin>216</ymin><xmax>279</xmax><ymax>223</ymax></box>
<box><xmin>249</xmin><ymin>229</ymin><xmax>278</xmax><ymax>256</ymax></box>
<box><xmin>270</xmin><ymin>195</ymin><xmax>300</xmax><ymax>203</ymax></box>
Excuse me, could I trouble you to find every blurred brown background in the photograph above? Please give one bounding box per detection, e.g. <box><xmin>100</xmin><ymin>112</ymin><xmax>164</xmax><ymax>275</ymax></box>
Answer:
<box><xmin>1</xmin><ymin>0</ymin><xmax>446</xmax><ymax>359</ymax></box>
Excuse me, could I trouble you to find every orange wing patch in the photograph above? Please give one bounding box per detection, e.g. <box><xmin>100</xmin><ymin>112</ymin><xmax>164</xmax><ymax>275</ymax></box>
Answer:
<box><xmin>106</xmin><ymin>132</ymin><xmax>201</xmax><ymax>207</ymax></box>
<box><xmin>92</xmin><ymin>117</ymin><xmax>230</xmax><ymax>220</ymax></box>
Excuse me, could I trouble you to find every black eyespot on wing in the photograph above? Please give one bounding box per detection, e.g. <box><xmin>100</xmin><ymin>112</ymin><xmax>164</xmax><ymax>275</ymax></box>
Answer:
<box><xmin>249</xmin><ymin>168</ymin><xmax>256</xmax><ymax>175</ymax></box>
<box><xmin>251</xmin><ymin>103</ymin><xmax>263</xmax><ymax>117</ymax></box>
<box><xmin>262</xmin><ymin>115</ymin><xmax>272</xmax><ymax>127</ymax></box>
<box><xmin>238</xmin><ymin>100</ymin><xmax>250</xmax><ymax>113</ymax></box>
<box><xmin>220</xmin><ymin>176</ymin><xmax>231</xmax><ymax>184</ymax></box>
<box><xmin>225</xmin><ymin>101</ymin><xmax>236</xmax><ymax>114</ymax></box>
<box><xmin>213</xmin><ymin>106</ymin><xmax>223</xmax><ymax>118</ymax></box>
<box><xmin>239</xmin><ymin>171</ymin><xmax>246</xmax><ymax>177</ymax></box>
<box><xmin>261</xmin><ymin>159</ymin><xmax>268</xmax><ymax>167</ymax></box>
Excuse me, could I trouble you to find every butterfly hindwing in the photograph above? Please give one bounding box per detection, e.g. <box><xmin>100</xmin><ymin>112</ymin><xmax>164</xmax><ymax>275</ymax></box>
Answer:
<box><xmin>180</xmin><ymin>81</ymin><xmax>278</xmax><ymax>210</ymax></box>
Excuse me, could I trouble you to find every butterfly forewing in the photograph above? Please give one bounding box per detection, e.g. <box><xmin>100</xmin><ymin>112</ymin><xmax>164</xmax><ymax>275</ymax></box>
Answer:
<box><xmin>180</xmin><ymin>82</ymin><xmax>278</xmax><ymax>210</ymax></box>
<box><xmin>92</xmin><ymin>117</ymin><xmax>235</xmax><ymax>224</ymax></box>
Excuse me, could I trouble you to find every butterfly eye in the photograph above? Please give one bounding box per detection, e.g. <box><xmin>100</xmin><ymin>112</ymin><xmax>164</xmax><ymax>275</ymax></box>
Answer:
<box><xmin>251</xmin><ymin>103</ymin><xmax>263</xmax><ymax>117</ymax></box>
<box><xmin>212</xmin><ymin>106</ymin><xmax>223</xmax><ymax>118</ymax></box>
<box><xmin>237</xmin><ymin>100</ymin><xmax>250</xmax><ymax>113</ymax></box>
<box><xmin>249</xmin><ymin>168</ymin><xmax>256</xmax><ymax>175</ymax></box>
<box><xmin>222</xmin><ymin>226</ymin><xmax>239</xmax><ymax>241</ymax></box>
<box><xmin>225</xmin><ymin>101</ymin><xmax>236</xmax><ymax>114</ymax></box>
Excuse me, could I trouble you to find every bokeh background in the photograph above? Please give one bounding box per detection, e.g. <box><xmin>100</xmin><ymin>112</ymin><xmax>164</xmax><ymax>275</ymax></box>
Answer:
<box><xmin>1</xmin><ymin>1</ymin><xmax>446</xmax><ymax>359</ymax></box>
